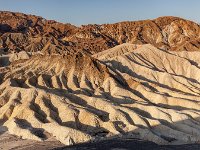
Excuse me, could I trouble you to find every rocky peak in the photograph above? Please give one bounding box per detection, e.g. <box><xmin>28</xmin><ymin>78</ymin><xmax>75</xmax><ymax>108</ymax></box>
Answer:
<box><xmin>1</xmin><ymin>11</ymin><xmax>200</xmax><ymax>55</ymax></box>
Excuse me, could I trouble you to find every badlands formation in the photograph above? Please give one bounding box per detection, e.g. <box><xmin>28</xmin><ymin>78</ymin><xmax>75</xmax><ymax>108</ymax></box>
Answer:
<box><xmin>1</xmin><ymin>11</ymin><xmax>200</xmax><ymax>147</ymax></box>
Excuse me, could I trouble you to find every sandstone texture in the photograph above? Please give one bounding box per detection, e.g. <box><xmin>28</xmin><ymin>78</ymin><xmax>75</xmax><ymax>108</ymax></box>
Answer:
<box><xmin>1</xmin><ymin>11</ymin><xmax>200</xmax><ymax>149</ymax></box>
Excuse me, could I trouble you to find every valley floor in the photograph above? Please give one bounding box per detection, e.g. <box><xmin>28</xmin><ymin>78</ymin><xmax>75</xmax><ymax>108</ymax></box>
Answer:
<box><xmin>1</xmin><ymin>132</ymin><xmax>200</xmax><ymax>150</ymax></box>
<box><xmin>56</xmin><ymin>138</ymin><xmax>200</xmax><ymax>150</ymax></box>
<box><xmin>0</xmin><ymin>131</ymin><xmax>64</xmax><ymax>150</ymax></box>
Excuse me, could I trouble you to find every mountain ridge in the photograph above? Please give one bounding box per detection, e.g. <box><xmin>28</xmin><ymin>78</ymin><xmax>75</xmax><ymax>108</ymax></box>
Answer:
<box><xmin>1</xmin><ymin>11</ymin><xmax>200</xmax><ymax>148</ymax></box>
<box><xmin>1</xmin><ymin>11</ymin><xmax>200</xmax><ymax>55</ymax></box>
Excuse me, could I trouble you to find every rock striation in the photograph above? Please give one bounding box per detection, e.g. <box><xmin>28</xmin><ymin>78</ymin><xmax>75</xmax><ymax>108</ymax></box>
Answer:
<box><xmin>1</xmin><ymin>11</ymin><xmax>200</xmax><ymax>147</ymax></box>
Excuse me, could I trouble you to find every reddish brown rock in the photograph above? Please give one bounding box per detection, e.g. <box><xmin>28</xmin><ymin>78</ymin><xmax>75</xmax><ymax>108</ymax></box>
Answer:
<box><xmin>0</xmin><ymin>12</ymin><xmax>200</xmax><ymax>54</ymax></box>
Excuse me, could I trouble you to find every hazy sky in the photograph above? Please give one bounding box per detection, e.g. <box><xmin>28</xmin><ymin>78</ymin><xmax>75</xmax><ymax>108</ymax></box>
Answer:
<box><xmin>0</xmin><ymin>0</ymin><xmax>199</xmax><ymax>26</ymax></box>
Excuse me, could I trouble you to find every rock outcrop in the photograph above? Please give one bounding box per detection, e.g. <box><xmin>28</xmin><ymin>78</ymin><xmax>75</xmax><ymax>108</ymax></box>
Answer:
<box><xmin>1</xmin><ymin>12</ymin><xmax>200</xmax><ymax>55</ymax></box>
<box><xmin>1</xmin><ymin>11</ymin><xmax>200</xmax><ymax>147</ymax></box>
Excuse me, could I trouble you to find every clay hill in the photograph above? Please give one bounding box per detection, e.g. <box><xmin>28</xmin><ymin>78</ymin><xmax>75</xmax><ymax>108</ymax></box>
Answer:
<box><xmin>1</xmin><ymin>11</ymin><xmax>200</xmax><ymax>149</ymax></box>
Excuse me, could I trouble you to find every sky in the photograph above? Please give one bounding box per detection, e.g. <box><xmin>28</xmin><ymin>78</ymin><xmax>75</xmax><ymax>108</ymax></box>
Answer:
<box><xmin>0</xmin><ymin>0</ymin><xmax>199</xmax><ymax>26</ymax></box>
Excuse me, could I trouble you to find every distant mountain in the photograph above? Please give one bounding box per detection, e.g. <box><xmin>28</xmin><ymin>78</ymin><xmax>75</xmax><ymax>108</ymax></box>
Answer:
<box><xmin>0</xmin><ymin>11</ymin><xmax>200</xmax><ymax>55</ymax></box>
<box><xmin>1</xmin><ymin>11</ymin><xmax>200</xmax><ymax>148</ymax></box>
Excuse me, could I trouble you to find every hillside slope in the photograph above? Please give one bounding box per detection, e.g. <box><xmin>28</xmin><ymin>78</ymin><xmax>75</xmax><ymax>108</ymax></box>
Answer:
<box><xmin>1</xmin><ymin>44</ymin><xmax>200</xmax><ymax>145</ymax></box>
<box><xmin>1</xmin><ymin>12</ymin><xmax>200</xmax><ymax>55</ymax></box>
<box><xmin>1</xmin><ymin>11</ymin><xmax>200</xmax><ymax>148</ymax></box>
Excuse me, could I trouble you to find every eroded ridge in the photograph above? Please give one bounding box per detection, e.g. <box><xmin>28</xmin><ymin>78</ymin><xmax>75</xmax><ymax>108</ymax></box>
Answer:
<box><xmin>1</xmin><ymin>44</ymin><xmax>200</xmax><ymax>146</ymax></box>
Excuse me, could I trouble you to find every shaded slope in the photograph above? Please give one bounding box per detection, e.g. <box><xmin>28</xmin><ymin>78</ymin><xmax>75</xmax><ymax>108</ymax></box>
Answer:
<box><xmin>1</xmin><ymin>44</ymin><xmax>200</xmax><ymax>146</ymax></box>
<box><xmin>1</xmin><ymin>11</ymin><xmax>200</xmax><ymax>147</ymax></box>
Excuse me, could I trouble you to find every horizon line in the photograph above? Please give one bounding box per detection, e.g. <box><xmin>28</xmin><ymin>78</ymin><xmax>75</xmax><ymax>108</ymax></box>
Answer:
<box><xmin>0</xmin><ymin>10</ymin><xmax>199</xmax><ymax>27</ymax></box>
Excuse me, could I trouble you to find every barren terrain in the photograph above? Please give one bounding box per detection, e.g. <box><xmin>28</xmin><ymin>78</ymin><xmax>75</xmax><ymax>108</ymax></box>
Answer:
<box><xmin>1</xmin><ymin>11</ymin><xmax>200</xmax><ymax>149</ymax></box>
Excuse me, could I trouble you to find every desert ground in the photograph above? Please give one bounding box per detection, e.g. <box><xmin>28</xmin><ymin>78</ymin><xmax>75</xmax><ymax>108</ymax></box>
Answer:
<box><xmin>1</xmin><ymin>11</ymin><xmax>200</xmax><ymax>149</ymax></box>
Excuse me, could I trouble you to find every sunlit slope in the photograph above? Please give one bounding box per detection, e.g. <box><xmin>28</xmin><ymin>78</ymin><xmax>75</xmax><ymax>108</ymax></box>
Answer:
<box><xmin>1</xmin><ymin>44</ymin><xmax>200</xmax><ymax>145</ymax></box>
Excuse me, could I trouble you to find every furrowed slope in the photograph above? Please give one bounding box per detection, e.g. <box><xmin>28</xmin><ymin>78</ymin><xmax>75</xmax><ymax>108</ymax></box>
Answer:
<box><xmin>0</xmin><ymin>51</ymin><xmax>126</xmax><ymax>145</ymax></box>
<box><xmin>1</xmin><ymin>11</ymin><xmax>200</xmax><ymax>147</ymax></box>
<box><xmin>1</xmin><ymin>44</ymin><xmax>200</xmax><ymax>145</ymax></box>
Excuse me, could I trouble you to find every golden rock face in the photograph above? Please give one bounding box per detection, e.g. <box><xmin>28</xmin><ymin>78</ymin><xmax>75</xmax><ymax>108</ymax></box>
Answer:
<box><xmin>1</xmin><ymin>11</ymin><xmax>200</xmax><ymax>146</ymax></box>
